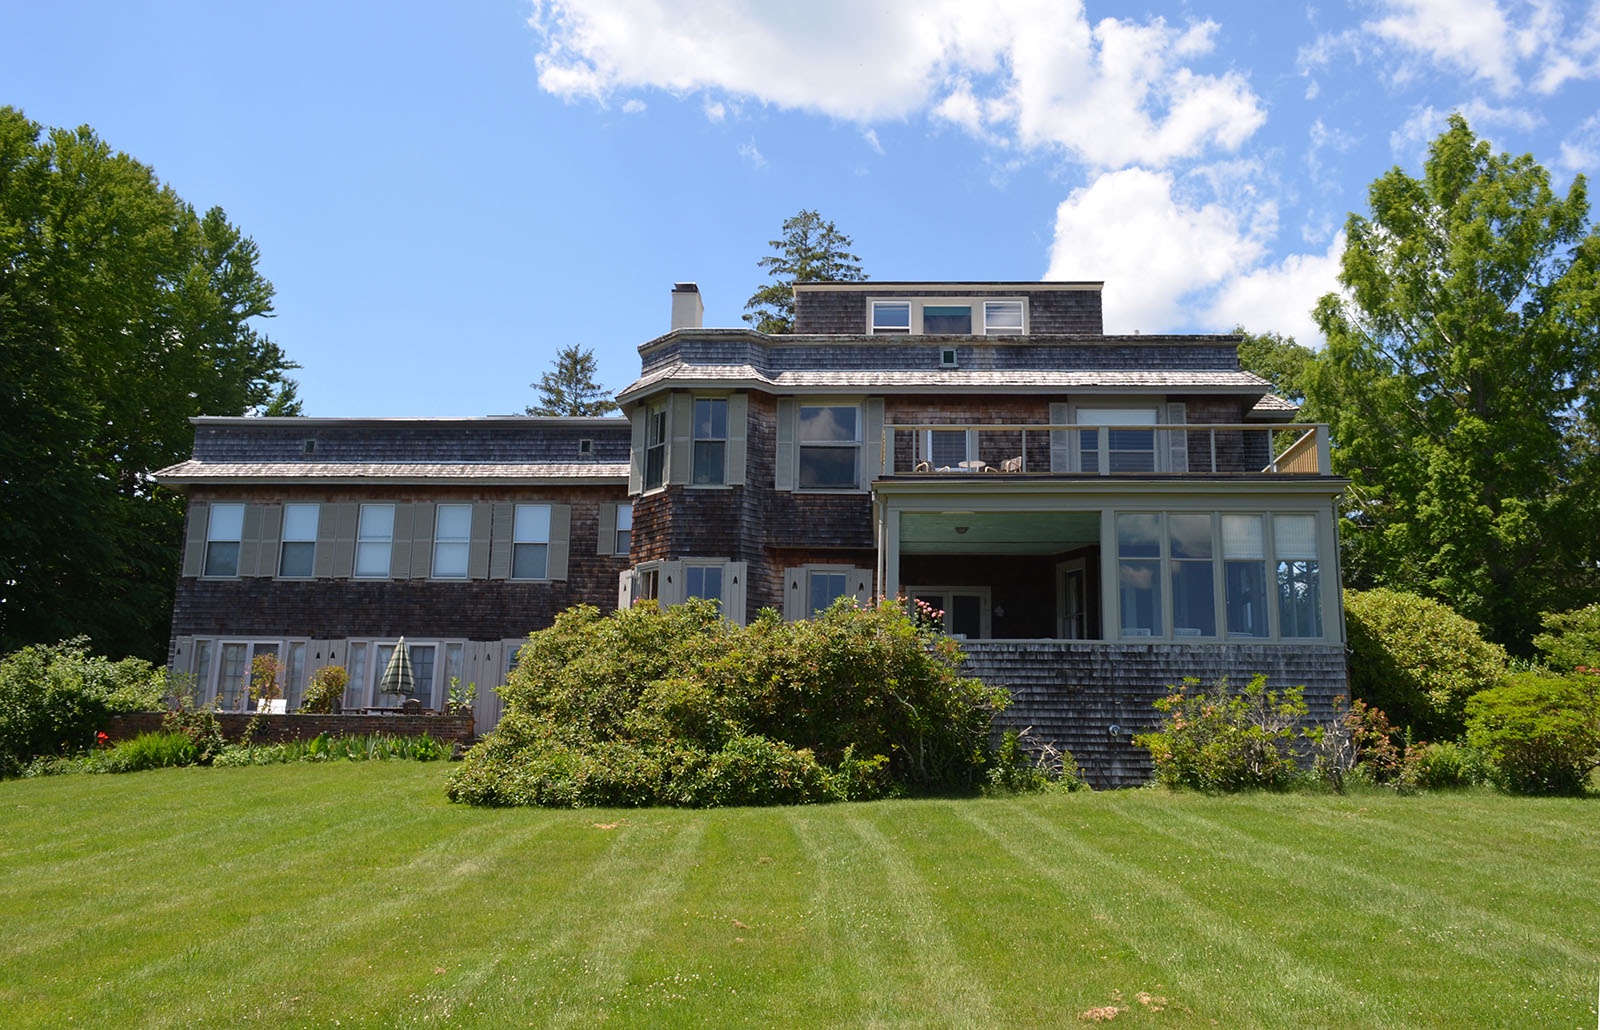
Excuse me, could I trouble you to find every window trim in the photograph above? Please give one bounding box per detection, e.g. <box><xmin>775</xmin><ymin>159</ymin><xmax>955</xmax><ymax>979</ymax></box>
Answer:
<box><xmin>866</xmin><ymin>296</ymin><xmax>1029</xmax><ymax>336</ymax></box>
<box><xmin>431</xmin><ymin>503</ymin><xmax>472</xmax><ymax>580</ymax></box>
<box><xmin>797</xmin><ymin>402</ymin><xmax>863</xmax><ymax>491</ymax></box>
<box><xmin>203</xmin><ymin>502</ymin><xmax>245</xmax><ymax>578</ymax></box>
<box><xmin>691</xmin><ymin>396</ymin><xmax>728</xmax><ymax>487</ymax></box>
<box><xmin>353</xmin><ymin>503</ymin><xmax>395</xmax><ymax>580</ymax></box>
<box><xmin>643</xmin><ymin>404</ymin><xmax>667</xmax><ymax>491</ymax></box>
<box><xmin>509</xmin><ymin>503</ymin><xmax>553</xmax><ymax>581</ymax></box>
<box><xmin>277</xmin><ymin>503</ymin><xmax>318</xmax><ymax>579</ymax></box>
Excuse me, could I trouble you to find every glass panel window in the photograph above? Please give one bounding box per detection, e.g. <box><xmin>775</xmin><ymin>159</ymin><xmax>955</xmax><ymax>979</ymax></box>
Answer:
<box><xmin>346</xmin><ymin>643</ymin><xmax>367</xmax><ymax>710</ymax></box>
<box><xmin>638</xmin><ymin>567</ymin><xmax>659</xmax><ymax>602</ymax></box>
<box><xmin>1168</xmin><ymin>514</ymin><xmax>1215</xmax><ymax>636</ymax></box>
<box><xmin>983</xmin><ymin>300</ymin><xmax>1024</xmax><ymax>335</ymax></box>
<box><xmin>871</xmin><ymin>301</ymin><xmax>910</xmax><ymax>334</ymax></box>
<box><xmin>644</xmin><ymin>406</ymin><xmax>667</xmax><ymax>489</ymax></box>
<box><xmin>512</xmin><ymin>504</ymin><xmax>551</xmax><ymax>580</ymax></box>
<box><xmin>218</xmin><ymin>642</ymin><xmax>248</xmax><ymax>709</ymax></box>
<box><xmin>692</xmin><ymin>398</ymin><xmax>727</xmax><ymax>485</ymax></box>
<box><xmin>1117</xmin><ymin>513</ymin><xmax>1162</xmax><ymax>636</ymax></box>
<box><xmin>190</xmin><ymin>639</ymin><xmax>212</xmax><ymax>703</ymax></box>
<box><xmin>925</xmin><ymin>429</ymin><xmax>968</xmax><ymax>469</ymax></box>
<box><xmin>615</xmin><ymin>503</ymin><xmax>633</xmax><ymax>556</ymax></box>
<box><xmin>432</xmin><ymin>504</ymin><xmax>471</xmax><ymax>578</ymax></box>
<box><xmin>408</xmin><ymin>643</ymin><xmax>436</xmax><ymax>705</ymax></box>
<box><xmin>354</xmin><ymin>504</ymin><xmax>394</xmax><ymax>578</ymax></box>
<box><xmin>204</xmin><ymin>503</ymin><xmax>244</xmax><ymax>577</ymax></box>
<box><xmin>1077</xmin><ymin>409</ymin><xmax>1157</xmax><ymax>473</ymax></box>
<box><xmin>444</xmin><ymin>642</ymin><xmax>464</xmax><ymax>700</ymax></box>
<box><xmin>1222</xmin><ymin>515</ymin><xmax>1268</xmax><ymax>637</ymax></box>
<box><xmin>686</xmin><ymin>565</ymin><xmax>723</xmax><ymax>604</ymax></box>
<box><xmin>279</xmin><ymin>503</ymin><xmax>317</xmax><ymax>578</ymax></box>
<box><xmin>808</xmin><ymin>571</ymin><xmax>849</xmax><ymax>615</ymax></box>
<box><xmin>285</xmin><ymin>642</ymin><xmax>306</xmax><ymax>711</ymax></box>
<box><xmin>923</xmin><ymin>305</ymin><xmax>972</xmax><ymax>333</ymax></box>
<box><xmin>798</xmin><ymin>405</ymin><xmax>860</xmax><ymax>489</ymax></box>
<box><xmin>1274</xmin><ymin>514</ymin><xmax>1323</xmax><ymax>637</ymax></box>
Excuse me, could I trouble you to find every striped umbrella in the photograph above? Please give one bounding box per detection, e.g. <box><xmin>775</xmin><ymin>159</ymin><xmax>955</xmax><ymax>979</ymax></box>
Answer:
<box><xmin>378</xmin><ymin>637</ymin><xmax>414</xmax><ymax>700</ymax></box>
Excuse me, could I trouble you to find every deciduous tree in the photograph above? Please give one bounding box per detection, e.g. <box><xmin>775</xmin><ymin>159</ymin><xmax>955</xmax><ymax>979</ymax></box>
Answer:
<box><xmin>526</xmin><ymin>344</ymin><xmax>614</xmax><ymax>416</ymax></box>
<box><xmin>0</xmin><ymin>107</ymin><xmax>299</xmax><ymax>659</ymax></box>
<box><xmin>1306</xmin><ymin>114</ymin><xmax>1600</xmax><ymax>649</ymax></box>
<box><xmin>743</xmin><ymin>209</ymin><xmax>866</xmax><ymax>334</ymax></box>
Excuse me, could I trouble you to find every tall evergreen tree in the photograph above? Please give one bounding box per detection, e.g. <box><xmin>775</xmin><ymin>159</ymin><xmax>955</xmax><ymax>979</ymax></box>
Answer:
<box><xmin>743</xmin><ymin>209</ymin><xmax>867</xmax><ymax>334</ymax></box>
<box><xmin>0</xmin><ymin>107</ymin><xmax>300</xmax><ymax>659</ymax></box>
<box><xmin>526</xmin><ymin>344</ymin><xmax>615</xmax><ymax>416</ymax></box>
<box><xmin>1306</xmin><ymin>113</ymin><xmax>1600</xmax><ymax>650</ymax></box>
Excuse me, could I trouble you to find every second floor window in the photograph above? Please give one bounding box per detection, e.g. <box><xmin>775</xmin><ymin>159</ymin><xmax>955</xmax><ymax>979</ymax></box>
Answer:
<box><xmin>692</xmin><ymin>398</ymin><xmax>727</xmax><ymax>485</ymax></box>
<box><xmin>204</xmin><ymin>503</ymin><xmax>244</xmax><ymax>577</ymax></box>
<box><xmin>512</xmin><ymin>504</ymin><xmax>551</xmax><ymax>580</ymax></box>
<box><xmin>432</xmin><ymin>504</ymin><xmax>471</xmax><ymax>578</ymax></box>
<box><xmin>798</xmin><ymin>405</ymin><xmax>860</xmax><ymax>489</ymax></box>
<box><xmin>615</xmin><ymin>503</ymin><xmax>633</xmax><ymax>555</ymax></box>
<box><xmin>354</xmin><ymin>503</ymin><xmax>394</xmax><ymax>578</ymax></box>
<box><xmin>278</xmin><ymin>503</ymin><xmax>318</xmax><ymax>578</ymax></box>
<box><xmin>644</xmin><ymin>406</ymin><xmax>667</xmax><ymax>489</ymax></box>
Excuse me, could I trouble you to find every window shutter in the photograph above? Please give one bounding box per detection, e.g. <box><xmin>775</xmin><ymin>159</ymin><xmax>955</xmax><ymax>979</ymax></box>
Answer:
<box><xmin>389</xmin><ymin>504</ymin><xmax>415</xmax><ymax>579</ymax></box>
<box><xmin>256</xmin><ymin>505</ymin><xmax>283</xmax><ymax>577</ymax></box>
<box><xmin>863</xmin><ymin>397</ymin><xmax>885</xmax><ymax>484</ymax></box>
<box><xmin>660</xmin><ymin>560</ymin><xmax>684</xmax><ymax>605</ymax></box>
<box><xmin>852</xmin><ymin>567</ymin><xmax>873</xmax><ymax>604</ymax></box>
<box><xmin>1049</xmin><ymin>402</ymin><xmax>1071</xmax><ymax>472</ymax></box>
<box><xmin>170</xmin><ymin>635</ymin><xmax>193</xmax><ymax>673</ymax></box>
<box><xmin>775</xmin><ymin>398</ymin><xmax>797</xmax><ymax>490</ymax></box>
<box><xmin>237</xmin><ymin>505</ymin><xmax>264</xmax><ymax>577</ymax></box>
<box><xmin>617</xmin><ymin>568</ymin><xmax>636</xmax><ymax>609</ymax></box>
<box><xmin>668</xmin><ymin>393</ymin><xmax>692</xmax><ymax>485</ymax></box>
<box><xmin>468</xmin><ymin>502</ymin><xmax>492</xmax><ymax>578</ymax></box>
<box><xmin>628</xmin><ymin>409</ymin><xmax>645</xmax><ymax>495</ymax></box>
<box><xmin>548</xmin><ymin>504</ymin><xmax>571</xmax><ymax>581</ymax></box>
<box><xmin>325</xmin><ymin>503</ymin><xmax>357</xmax><ymax>579</ymax></box>
<box><xmin>597</xmin><ymin>503</ymin><xmax>617</xmax><ymax>556</ymax></box>
<box><xmin>182</xmin><ymin>502</ymin><xmax>207</xmax><ymax>577</ymax></box>
<box><xmin>410</xmin><ymin>502</ymin><xmax>435</xmax><ymax>579</ymax></box>
<box><xmin>726</xmin><ymin>561</ymin><xmax>748</xmax><ymax>625</ymax></box>
<box><xmin>1165</xmin><ymin>401</ymin><xmax>1188</xmax><ymax>473</ymax></box>
<box><xmin>783</xmin><ymin>568</ymin><xmax>804</xmax><ymax>620</ymax></box>
<box><xmin>726</xmin><ymin>393</ymin><xmax>748</xmax><ymax>486</ymax></box>
<box><xmin>488</xmin><ymin>502</ymin><xmax>514</xmax><ymax>580</ymax></box>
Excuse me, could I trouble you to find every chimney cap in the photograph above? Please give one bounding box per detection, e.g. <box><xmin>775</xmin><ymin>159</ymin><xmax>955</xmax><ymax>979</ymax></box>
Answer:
<box><xmin>673</xmin><ymin>282</ymin><xmax>699</xmax><ymax>293</ymax></box>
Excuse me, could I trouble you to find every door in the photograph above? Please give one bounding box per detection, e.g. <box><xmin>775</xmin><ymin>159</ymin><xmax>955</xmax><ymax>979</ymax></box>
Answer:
<box><xmin>1056</xmin><ymin>559</ymin><xmax>1089</xmax><ymax>639</ymax></box>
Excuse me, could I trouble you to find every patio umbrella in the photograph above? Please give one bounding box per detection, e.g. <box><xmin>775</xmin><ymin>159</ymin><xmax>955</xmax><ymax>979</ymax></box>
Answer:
<box><xmin>377</xmin><ymin>637</ymin><xmax>414</xmax><ymax>700</ymax></box>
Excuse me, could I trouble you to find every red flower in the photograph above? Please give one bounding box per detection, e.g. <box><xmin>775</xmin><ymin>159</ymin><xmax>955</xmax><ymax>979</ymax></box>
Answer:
<box><xmin>95</xmin><ymin>731</ymin><xmax>110</xmax><ymax>748</ymax></box>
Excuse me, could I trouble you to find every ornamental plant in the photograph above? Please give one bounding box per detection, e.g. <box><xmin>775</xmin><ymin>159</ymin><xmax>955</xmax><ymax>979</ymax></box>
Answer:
<box><xmin>0</xmin><ymin>638</ymin><xmax>168</xmax><ymax>777</ymax></box>
<box><xmin>1135</xmin><ymin>675</ymin><xmax>1311</xmax><ymax>791</ymax></box>
<box><xmin>299</xmin><ymin>665</ymin><xmax>348</xmax><ymax>714</ymax></box>
<box><xmin>1465</xmin><ymin>672</ymin><xmax>1600</xmax><ymax>796</ymax></box>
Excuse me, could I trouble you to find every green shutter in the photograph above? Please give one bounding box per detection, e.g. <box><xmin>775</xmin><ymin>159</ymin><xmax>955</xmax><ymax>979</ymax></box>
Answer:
<box><xmin>863</xmin><ymin>398</ymin><xmax>884</xmax><ymax>484</ymax></box>
<box><xmin>775</xmin><ymin>399</ymin><xmax>797</xmax><ymax>490</ymax></box>
<box><xmin>325</xmin><ymin>503</ymin><xmax>357</xmax><ymax>579</ymax></box>
<box><xmin>182</xmin><ymin>501</ymin><xmax>207</xmax><ymax>577</ymax></box>
<box><xmin>597</xmin><ymin>503</ymin><xmax>617</xmax><ymax>556</ymax></box>
<box><xmin>488</xmin><ymin>503</ymin><xmax>514</xmax><ymax>580</ymax></box>
<box><xmin>1165</xmin><ymin>401</ymin><xmax>1188</xmax><ymax>473</ymax></box>
<box><xmin>548</xmin><ymin>504</ymin><xmax>571</xmax><ymax>581</ymax></box>
<box><xmin>468</xmin><ymin>502</ymin><xmax>492</xmax><ymax>578</ymax></box>
<box><xmin>256</xmin><ymin>505</ymin><xmax>283</xmax><ymax>577</ymax></box>
<box><xmin>628</xmin><ymin>409</ymin><xmax>645</xmax><ymax>495</ymax></box>
<box><xmin>410</xmin><ymin>502</ymin><xmax>435</xmax><ymax>579</ymax></box>
<box><xmin>668</xmin><ymin>393</ymin><xmax>692</xmax><ymax>486</ymax></box>
<box><xmin>727</xmin><ymin>394</ymin><xmax>748</xmax><ymax>486</ymax></box>
<box><xmin>1049</xmin><ymin>402</ymin><xmax>1070</xmax><ymax>472</ymax></box>
<box><xmin>237</xmin><ymin>505</ymin><xmax>264</xmax><ymax>577</ymax></box>
<box><xmin>389</xmin><ymin>504</ymin><xmax>414</xmax><ymax>579</ymax></box>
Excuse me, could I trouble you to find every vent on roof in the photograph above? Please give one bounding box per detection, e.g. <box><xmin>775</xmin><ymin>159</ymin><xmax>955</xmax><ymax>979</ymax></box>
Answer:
<box><xmin>302</xmin><ymin>439</ymin><xmax>316</xmax><ymax>456</ymax></box>
<box><xmin>940</xmin><ymin>347</ymin><xmax>959</xmax><ymax>368</ymax></box>
<box><xmin>578</xmin><ymin>438</ymin><xmax>594</xmax><ymax>459</ymax></box>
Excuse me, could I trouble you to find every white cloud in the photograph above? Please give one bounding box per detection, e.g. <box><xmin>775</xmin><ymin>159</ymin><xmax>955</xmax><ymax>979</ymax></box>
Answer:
<box><xmin>1557</xmin><ymin>113</ymin><xmax>1600</xmax><ymax>174</ymax></box>
<box><xmin>528</xmin><ymin>0</ymin><xmax>1265</xmax><ymax>169</ymax></box>
<box><xmin>1043</xmin><ymin>168</ymin><xmax>1270</xmax><ymax>333</ymax></box>
<box><xmin>737</xmin><ymin>139</ymin><xmax>766</xmax><ymax>168</ymax></box>
<box><xmin>704</xmin><ymin>100</ymin><xmax>726</xmax><ymax>123</ymax></box>
<box><xmin>1203</xmin><ymin>234</ymin><xmax>1345</xmax><ymax>347</ymax></box>
<box><xmin>1365</xmin><ymin>0</ymin><xmax>1526</xmax><ymax>95</ymax></box>
<box><xmin>862</xmin><ymin>128</ymin><xmax>884</xmax><ymax>155</ymax></box>
<box><xmin>1391</xmin><ymin>101</ymin><xmax>1543</xmax><ymax>163</ymax></box>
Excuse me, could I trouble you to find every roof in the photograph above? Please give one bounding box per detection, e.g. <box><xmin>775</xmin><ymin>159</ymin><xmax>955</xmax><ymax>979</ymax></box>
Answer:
<box><xmin>618</xmin><ymin>362</ymin><xmax>1273</xmax><ymax>401</ymax></box>
<box><xmin>153</xmin><ymin>460</ymin><xmax>629</xmax><ymax>486</ymax></box>
<box><xmin>1247</xmin><ymin>393</ymin><xmax>1301</xmax><ymax>421</ymax></box>
<box><xmin>793</xmin><ymin>280</ymin><xmax>1104</xmax><ymax>292</ymax></box>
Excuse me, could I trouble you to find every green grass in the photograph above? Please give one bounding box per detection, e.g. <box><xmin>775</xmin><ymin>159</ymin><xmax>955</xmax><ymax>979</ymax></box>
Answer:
<box><xmin>2</xmin><ymin>765</ymin><xmax>1597</xmax><ymax>1028</ymax></box>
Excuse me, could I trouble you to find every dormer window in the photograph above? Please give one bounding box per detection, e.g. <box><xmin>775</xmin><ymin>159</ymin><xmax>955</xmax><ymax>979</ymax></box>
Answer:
<box><xmin>868</xmin><ymin>297</ymin><xmax>1028</xmax><ymax>335</ymax></box>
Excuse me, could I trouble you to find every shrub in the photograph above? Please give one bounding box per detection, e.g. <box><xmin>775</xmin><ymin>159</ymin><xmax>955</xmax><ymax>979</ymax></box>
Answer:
<box><xmin>1345</xmin><ymin>589</ymin><xmax>1507</xmax><ymax>742</ymax></box>
<box><xmin>1465</xmin><ymin>672</ymin><xmax>1600</xmax><ymax>796</ymax></box>
<box><xmin>447</xmin><ymin>598</ymin><xmax>1008</xmax><ymax>808</ymax></box>
<box><xmin>1533</xmin><ymin>603</ymin><xmax>1600</xmax><ymax>673</ymax></box>
<box><xmin>1135</xmin><ymin>675</ymin><xmax>1310</xmax><ymax>792</ymax></box>
<box><xmin>299</xmin><ymin>665</ymin><xmax>348</xmax><ymax>714</ymax></box>
<box><xmin>1398</xmin><ymin>739</ymin><xmax>1492</xmax><ymax>791</ymax></box>
<box><xmin>0</xmin><ymin>639</ymin><xmax>168</xmax><ymax>776</ymax></box>
<box><xmin>983</xmin><ymin>729</ymin><xmax>1090</xmax><ymax>795</ymax></box>
<box><xmin>160</xmin><ymin>699</ymin><xmax>227</xmax><ymax>765</ymax></box>
<box><xmin>92</xmin><ymin>732</ymin><xmax>199</xmax><ymax>773</ymax></box>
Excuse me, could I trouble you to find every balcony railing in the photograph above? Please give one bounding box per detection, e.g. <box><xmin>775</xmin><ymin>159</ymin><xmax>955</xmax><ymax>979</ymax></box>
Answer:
<box><xmin>880</xmin><ymin>422</ymin><xmax>1331</xmax><ymax>476</ymax></box>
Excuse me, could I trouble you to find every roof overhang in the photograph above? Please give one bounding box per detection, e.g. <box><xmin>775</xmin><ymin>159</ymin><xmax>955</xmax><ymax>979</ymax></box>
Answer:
<box><xmin>152</xmin><ymin>461</ymin><xmax>629</xmax><ymax>488</ymax></box>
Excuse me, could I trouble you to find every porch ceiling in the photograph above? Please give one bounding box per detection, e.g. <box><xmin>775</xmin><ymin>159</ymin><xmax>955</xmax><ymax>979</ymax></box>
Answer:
<box><xmin>899</xmin><ymin>510</ymin><xmax>1100</xmax><ymax>554</ymax></box>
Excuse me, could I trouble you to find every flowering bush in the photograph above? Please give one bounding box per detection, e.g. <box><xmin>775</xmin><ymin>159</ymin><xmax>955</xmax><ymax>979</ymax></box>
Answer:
<box><xmin>0</xmin><ymin>639</ymin><xmax>168</xmax><ymax>777</ymax></box>
<box><xmin>1135</xmin><ymin>675</ymin><xmax>1311</xmax><ymax>791</ymax></box>
<box><xmin>299</xmin><ymin>665</ymin><xmax>348</xmax><ymax>714</ymax></box>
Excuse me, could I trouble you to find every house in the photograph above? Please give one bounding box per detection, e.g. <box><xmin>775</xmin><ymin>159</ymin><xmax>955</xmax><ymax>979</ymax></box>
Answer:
<box><xmin>155</xmin><ymin>280</ymin><xmax>1347</xmax><ymax>785</ymax></box>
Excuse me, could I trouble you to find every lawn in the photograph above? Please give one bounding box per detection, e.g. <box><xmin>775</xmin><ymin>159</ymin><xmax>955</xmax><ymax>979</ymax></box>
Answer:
<box><xmin>2</xmin><ymin>764</ymin><xmax>1596</xmax><ymax>1028</ymax></box>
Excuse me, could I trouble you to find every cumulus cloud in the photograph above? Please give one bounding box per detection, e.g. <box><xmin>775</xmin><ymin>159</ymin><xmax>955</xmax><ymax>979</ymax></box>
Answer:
<box><xmin>1203</xmin><ymin>235</ymin><xmax>1345</xmax><ymax>347</ymax></box>
<box><xmin>528</xmin><ymin>0</ymin><xmax>1265</xmax><ymax>169</ymax></box>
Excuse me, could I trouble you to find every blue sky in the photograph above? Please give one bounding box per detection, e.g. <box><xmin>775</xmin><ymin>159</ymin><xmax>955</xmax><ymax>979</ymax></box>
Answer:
<box><xmin>5</xmin><ymin>0</ymin><xmax>1598</xmax><ymax>417</ymax></box>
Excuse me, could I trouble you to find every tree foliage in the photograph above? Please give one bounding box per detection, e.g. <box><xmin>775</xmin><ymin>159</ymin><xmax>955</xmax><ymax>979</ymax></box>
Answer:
<box><xmin>0</xmin><ymin>638</ymin><xmax>167</xmax><ymax>777</ymax></box>
<box><xmin>1234</xmin><ymin>326</ymin><xmax>1315</xmax><ymax>405</ymax></box>
<box><xmin>525</xmin><ymin>343</ymin><xmax>614</xmax><ymax>416</ymax></box>
<box><xmin>1465</xmin><ymin>671</ymin><xmax>1600</xmax><ymax>795</ymax></box>
<box><xmin>743</xmin><ymin>209</ymin><xmax>866</xmax><ymax>333</ymax></box>
<box><xmin>0</xmin><ymin>107</ymin><xmax>299</xmax><ymax>659</ymax></box>
<box><xmin>1306</xmin><ymin>114</ymin><xmax>1600</xmax><ymax>650</ymax></box>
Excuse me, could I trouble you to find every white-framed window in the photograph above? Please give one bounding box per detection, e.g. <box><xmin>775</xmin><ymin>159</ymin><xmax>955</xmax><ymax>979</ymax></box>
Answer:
<box><xmin>808</xmin><ymin>570</ymin><xmax>850</xmax><ymax>614</ymax></box>
<box><xmin>692</xmin><ymin>397</ymin><xmax>727</xmax><ymax>485</ymax></box>
<box><xmin>907</xmin><ymin>587</ymin><xmax>990</xmax><ymax>639</ymax></box>
<box><xmin>783</xmin><ymin>565</ymin><xmax>872</xmax><ymax>620</ymax></box>
<box><xmin>871</xmin><ymin>300</ymin><xmax>911</xmax><ymax>333</ymax></box>
<box><xmin>637</xmin><ymin>566</ymin><xmax>660</xmax><ymax>602</ymax></box>
<box><xmin>643</xmin><ymin>405</ymin><xmax>667</xmax><ymax>490</ymax></box>
<box><xmin>511</xmin><ymin>503</ymin><xmax>551</xmax><ymax>580</ymax></box>
<box><xmin>685</xmin><ymin>564</ymin><xmax>724</xmax><ymax>605</ymax></box>
<box><xmin>1116</xmin><ymin>513</ymin><xmax>1163</xmax><ymax>636</ymax></box>
<box><xmin>354</xmin><ymin>503</ymin><xmax>394</xmax><ymax>578</ymax></box>
<box><xmin>204</xmin><ymin>503</ymin><xmax>245</xmax><ymax>577</ymax></box>
<box><xmin>1222</xmin><ymin>514</ymin><xmax>1268</xmax><ymax>637</ymax></box>
<box><xmin>798</xmin><ymin>405</ymin><xmax>861</xmax><ymax>489</ymax></box>
<box><xmin>983</xmin><ymin>300</ymin><xmax>1025</xmax><ymax>335</ymax></box>
<box><xmin>432</xmin><ymin>503</ymin><xmax>471</xmax><ymax>579</ymax></box>
<box><xmin>278</xmin><ymin>503</ymin><xmax>317</xmax><ymax>578</ymax></box>
<box><xmin>1274</xmin><ymin>514</ymin><xmax>1323</xmax><ymax>638</ymax></box>
<box><xmin>923</xmin><ymin>304</ymin><xmax>972</xmax><ymax>333</ymax></box>
<box><xmin>345</xmin><ymin>642</ymin><xmax>368</xmax><ymax>711</ymax></box>
<box><xmin>867</xmin><ymin>297</ymin><xmax>1027</xmax><ymax>335</ymax></box>
<box><xmin>1168</xmin><ymin>513</ymin><xmax>1215</xmax><ymax>637</ymax></box>
<box><xmin>1077</xmin><ymin>408</ymin><xmax>1158</xmax><ymax>473</ymax></box>
<box><xmin>615</xmin><ymin>503</ymin><xmax>633</xmax><ymax>555</ymax></box>
<box><xmin>921</xmin><ymin>428</ymin><xmax>973</xmax><ymax>471</ymax></box>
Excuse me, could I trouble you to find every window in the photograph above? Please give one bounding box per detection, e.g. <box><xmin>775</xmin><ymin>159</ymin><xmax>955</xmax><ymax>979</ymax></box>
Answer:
<box><xmin>354</xmin><ymin>504</ymin><xmax>394</xmax><ymax>578</ymax></box>
<box><xmin>615</xmin><ymin>503</ymin><xmax>632</xmax><ymax>555</ymax></box>
<box><xmin>1168</xmin><ymin>514</ymin><xmax>1215</xmax><ymax>636</ymax></box>
<box><xmin>346</xmin><ymin>642</ymin><xmax>368</xmax><ymax>710</ymax></box>
<box><xmin>285</xmin><ymin>641</ymin><xmax>306</xmax><ymax>712</ymax></box>
<box><xmin>432</xmin><ymin>504</ymin><xmax>471</xmax><ymax>578</ymax></box>
<box><xmin>798</xmin><ymin>405</ymin><xmax>860</xmax><ymax>489</ymax></box>
<box><xmin>923</xmin><ymin>304</ymin><xmax>972</xmax><ymax>333</ymax></box>
<box><xmin>643</xmin><ymin>406</ymin><xmax>667</xmax><ymax>489</ymax></box>
<box><xmin>278</xmin><ymin>503</ymin><xmax>317</xmax><ymax>578</ymax></box>
<box><xmin>1274</xmin><ymin>515</ymin><xmax>1323</xmax><ymax>637</ymax></box>
<box><xmin>692</xmin><ymin>398</ymin><xmax>727</xmax><ymax>485</ymax></box>
<box><xmin>983</xmin><ymin>300</ymin><xmax>1024</xmax><ymax>335</ymax></box>
<box><xmin>686</xmin><ymin>564</ymin><xmax>723</xmax><ymax>604</ymax></box>
<box><xmin>218</xmin><ymin>642</ymin><xmax>249</xmax><ymax>708</ymax></box>
<box><xmin>908</xmin><ymin>588</ymin><xmax>989</xmax><ymax>638</ymax></box>
<box><xmin>204</xmin><ymin>503</ymin><xmax>244</xmax><ymax>577</ymax></box>
<box><xmin>511</xmin><ymin>504</ymin><xmax>551</xmax><ymax>580</ymax></box>
<box><xmin>1077</xmin><ymin>408</ymin><xmax>1157</xmax><ymax>473</ymax></box>
<box><xmin>637</xmin><ymin>567</ymin><xmax>659</xmax><ymax>602</ymax></box>
<box><xmin>1116</xmin><ymin>513</ymin><xmax>1162</xmax><ymax>636</ymax></box>
<box><xmin>923</xmin><ymin>428</ymin><xmax>970</xmax><ymax>470</ymax></box>
<box><xmin>1222</xmin><ymin>515</ymin><xmax>1268</xmax><ymax>637</ymax></box>
<box><xmin>871</xmin><ymin>301</ymin><xmax>910</xmax><ymax>334</ymax></box>
<box><xmin>409</xmin><ymin>643</ymin><xmax>436</xmax><ymax>706</ymax></box>
<box><xmin>808</xmin><ymin>571</ymin><xmax>849</xmax><ymax>615</ymax></box>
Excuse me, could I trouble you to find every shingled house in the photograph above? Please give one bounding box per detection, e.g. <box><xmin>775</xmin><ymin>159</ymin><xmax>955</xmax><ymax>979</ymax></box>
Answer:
<box><xmin>156</xmin><ymin>280</ymin><xmax>1347</xmax><ymax>785</ymax></box>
